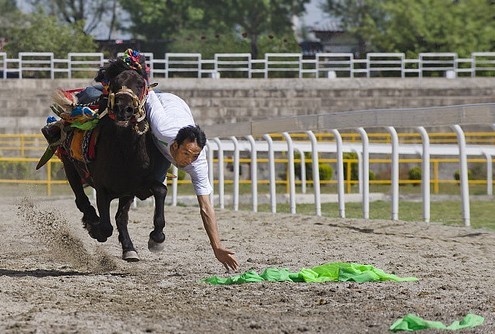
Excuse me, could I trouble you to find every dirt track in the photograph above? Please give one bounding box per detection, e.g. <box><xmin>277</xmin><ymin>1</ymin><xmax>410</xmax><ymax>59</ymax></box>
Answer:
<box><xmin>1</xmin><ymin>194</ymin><xmax>494</xmax><ymax>333</ymax></box>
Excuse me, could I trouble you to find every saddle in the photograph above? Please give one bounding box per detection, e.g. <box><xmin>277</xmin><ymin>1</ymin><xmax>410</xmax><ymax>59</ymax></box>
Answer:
<box><xmin>36</xmin><ymin>87</ymin><xmax>103</xmax><ymax>170</ymax></box>
<box><xmin>61</xmin><ymin>127</ymin><xmax>99</xmax><ymax>164</ymax></box>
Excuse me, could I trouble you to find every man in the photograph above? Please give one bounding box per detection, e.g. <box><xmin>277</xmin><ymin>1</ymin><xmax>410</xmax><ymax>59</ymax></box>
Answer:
<box><xmin>146</xmin><ymin>90</ymin><xmax>239</xmax><ymax>272</ymax></box>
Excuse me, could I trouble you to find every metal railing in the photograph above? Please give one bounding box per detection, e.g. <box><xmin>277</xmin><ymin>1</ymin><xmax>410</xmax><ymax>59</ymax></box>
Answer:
<box><xmin>2</xmin><ymin>51</ymin><xmax>495</xmax><ymax>79</ymax></box>
<box><xmin>2</xmin><ymin>103</ymin><xmax>495</xmax><ymax>226</ymax></box>
<box><xmin>202</xmin><ymin>103</ymin><xmax>495</xmax><ymax>227</ymax></box>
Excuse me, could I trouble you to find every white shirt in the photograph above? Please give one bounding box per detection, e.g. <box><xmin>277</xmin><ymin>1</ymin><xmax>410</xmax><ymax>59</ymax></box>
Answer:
<box><xmin>145</xmin><ymin>90</ymin><xmax>212</xmax><ymax>196</ymax></box>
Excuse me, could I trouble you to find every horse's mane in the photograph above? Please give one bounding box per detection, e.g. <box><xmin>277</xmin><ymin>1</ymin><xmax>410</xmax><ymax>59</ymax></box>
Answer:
<box><xmin>95</xmin><ymin>50</ymin><xmax>149</xmax><ymax>86</ymax></box>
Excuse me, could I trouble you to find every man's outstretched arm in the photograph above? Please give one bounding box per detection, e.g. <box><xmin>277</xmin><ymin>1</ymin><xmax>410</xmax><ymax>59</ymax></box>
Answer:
<box><xmin>197</xmin><ymin>194</ymin><xmax>239</xmax><ymax>271</ymax></box>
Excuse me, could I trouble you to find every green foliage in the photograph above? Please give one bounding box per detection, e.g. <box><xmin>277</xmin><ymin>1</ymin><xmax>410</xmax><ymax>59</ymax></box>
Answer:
<box><xmin>50</xmin><ymin>162</ymin><xmax>66</xmax><ymax>180</ymax></box>
<box><xmin>343</xmin><ymin>152</ymin><xmax>359</xmax><ymax>180</ymax></box>
<box><xmin>0</xmin><ymin>160</ymin><xmax>30</xmax><ymax>179</ymax></box>
<box><xmin>167</xmin><ymin>167</ymin><xmax>186</xmax><ymax>181</ymax></box>
<box><xmin>408</xmin><ymin>166</ymin><xmax>422</xmax><ymax>181</ymax></box>
<box><xmin>453</xmin><ymin>169</ymin><xmax>473</xmax><ymax>181</ymax></box>
<box><xmin>169</xmin><ymin>29</ymin><xmax>250</xmax><ymax>58</ymax></box>
<box><xmin>119</xmin><ymin>0</ymin><xmax>309</xmax><ymax>58</ymax></box>
<box><xmin>343</xmin><ymin>152</ymin><xmax>375</xmax><ymax>181</ymax></box>
<box><xmin>321</xmin><ymin>0</ymin><xmax>495</xmax><ymax>57</ymax></box>
<box><xmin>4</xmin><ymin>11</ymin><xmax>97</xmax><ymax>57</ymax></box>
<box><xmin>318</xmin><ymin>164</ymin><xmax>333</xmax><ymax>181</ymax></box>
<box><xmin>293</xmin><ymin>152</ymin><xmax>333</xmax><ymax>184</ymax></box>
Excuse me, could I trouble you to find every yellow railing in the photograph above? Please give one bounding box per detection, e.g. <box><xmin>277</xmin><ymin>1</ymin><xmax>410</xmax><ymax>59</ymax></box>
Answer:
<box><xmin>1</xmin><ymin>133</ymin><xmax>492</xmax><ymax>197</ymax></box>
<box><xmin>3</xmin><ymin>155</ymin><xmax>491</xmax><ymax>197</ymax></box>
<box><xmin>2</xmin><ymin>132</ymin><xmax>495</xmax><ymax>158</ymax></box>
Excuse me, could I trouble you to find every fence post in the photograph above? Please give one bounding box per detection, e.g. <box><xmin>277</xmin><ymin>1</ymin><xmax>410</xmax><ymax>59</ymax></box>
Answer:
<box><xmin>282</xmin><ymin>132</ymin><xmax>296</xmax><ymax>214</ymax></box>
<box><xmin>212</xmin><ymin>138</ymin><xmax>225</xmax><ymax>209</ymax></box>
<box><xmin>263</xmin><ymin>134</ymin><xmax>277</xmax><ymax>213</ymax></box>
<box><xmin>331</xmin><ymin>129</ymin><xmax>345</xmax><ymax>218</ymax></box>
<box><xmin>484</xmin><ymin>151</ymin><xmax>493</xmax><ymax>196</ymax></box>
<box><xmin>387</xmin><ymin>127</ymin><xmax>399</xmax><ymax>221</ymax></box>
<box><xmin>230</xmin><ymin>136</ymin><xmax>240</xmax><ymax>211</ymax></box>
<box><xmin>246</xmin><ymin>135</ymin><xmax>258</xmax><ymax>212</ymax></box>
<box><xmin>207</xmin><ymin>141</ymin><xmax>214</xmax><ymax>206</ymax></box>
<box><xmin>357</xmin><ymin>128</ymin><xmax>370</xmax><ymax>219</ymax></box>
<box><xmin>306</xmin><ymin>131</ymin><xmax>321</xmax><ymax>217</ymax></box>
<box><xmin>452</xmin><ymin>125</ymin><xmax>470</xmax><ymax>227</ymax></box>
<box><xmin>417</xmin><ymin>127</ymin><xmax>431</xmax><ymax>223</ymax></box>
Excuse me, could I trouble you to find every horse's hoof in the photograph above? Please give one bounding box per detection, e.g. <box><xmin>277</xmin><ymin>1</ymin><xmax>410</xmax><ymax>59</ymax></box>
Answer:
<box><xmin>148</xmin><ymin>238</ymin><xmax>165</xmax><ymax>253</ymax></box>
<box><xmin>123</xmin><ymin>250</ymin><xmax>139</xmax><ymax>262</ymax></box>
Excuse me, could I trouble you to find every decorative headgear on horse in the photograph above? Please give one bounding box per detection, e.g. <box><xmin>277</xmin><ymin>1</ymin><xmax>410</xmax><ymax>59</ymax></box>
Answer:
<box><xmin>122</xmin><ymin>49</ymin><xmax>150</xmax><ymax>82</ymax></box>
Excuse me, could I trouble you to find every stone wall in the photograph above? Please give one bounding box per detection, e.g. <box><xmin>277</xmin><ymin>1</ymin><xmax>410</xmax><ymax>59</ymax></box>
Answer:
<box><xmin>2</xmin><ymin>77</ymin><xmax>495</xmax><ymax>134</ymax></box>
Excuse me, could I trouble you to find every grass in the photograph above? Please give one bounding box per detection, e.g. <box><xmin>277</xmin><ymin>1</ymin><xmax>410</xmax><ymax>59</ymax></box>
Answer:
<box><xmin>252</xmin><ymin>200</ymin><xmax>495</xmax><ymax>230</ymax></box>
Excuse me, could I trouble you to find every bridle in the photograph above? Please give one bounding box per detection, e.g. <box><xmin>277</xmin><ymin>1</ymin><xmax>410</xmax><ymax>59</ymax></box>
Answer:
<box><xmin>105</xmin><ymin>84</ymin><xmax>149</xmax><ymax>135</ymax></box>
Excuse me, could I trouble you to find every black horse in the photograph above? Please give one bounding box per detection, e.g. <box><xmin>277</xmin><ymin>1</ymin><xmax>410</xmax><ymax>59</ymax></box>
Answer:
<box><xmin>51</xmin><ymin>61</ymin><xmax>167</xmax><ymax>262</ymax></box>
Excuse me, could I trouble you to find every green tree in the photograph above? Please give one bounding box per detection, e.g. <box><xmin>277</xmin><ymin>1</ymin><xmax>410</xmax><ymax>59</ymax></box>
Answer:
<box><xmin>119</xmin><ymin>0</ymin><xmax>309</xmax><ymax>58</ymax></box>
<box><xmin>376</xmin><ymin>0</ymin><xmax>495</xmax><ymax>57</ymax></box>
<box><xmin>4</xmin><ymin>11</ymin><xmax>96</xmax><ymax>57</ymax></box>
<box><xmin>0</xmin><ymin>0</ymin><xmax>20</xmax><ymax>36</ymax></box>
<box><xmin>320</xmin><ymin>0</ymin><xmax>385</xmax><ymax>56</ymax></box>
<box><xmin>28</xmin><ymin>0</ymin><xmax>118</xmax><ymax>37</ymax></box>
<box><xmin>321</xmin><ymin>0</ymin><xmax>495</xmax><ymax>57</ymax></box>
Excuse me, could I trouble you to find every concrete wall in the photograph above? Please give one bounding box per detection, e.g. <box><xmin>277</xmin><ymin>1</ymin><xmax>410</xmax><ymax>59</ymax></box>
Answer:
<box><xmin>2</xmin><ymin>78</ymin><xmax>495</xmax><ymax>134</ymax></box>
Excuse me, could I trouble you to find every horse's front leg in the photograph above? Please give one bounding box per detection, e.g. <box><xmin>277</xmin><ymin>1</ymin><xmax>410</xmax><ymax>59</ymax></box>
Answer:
<box><xmin>116</xmin><ymin>196</ymin><xmax>139</xmax><ymax>262</ymax></box>
<box><xmin>93</xmin><ymin>191</ymin><xmax>114</xmax><ymax>242</ymax></box>
<box><xmin>148</xmin><ymin>183</ymin><xmax>167</xmax><ymax>252</ymax></box>
<box><xmin>60</xmin><ymin>156</ymin><xmax>100</xmax><ymax>232</ymax></box>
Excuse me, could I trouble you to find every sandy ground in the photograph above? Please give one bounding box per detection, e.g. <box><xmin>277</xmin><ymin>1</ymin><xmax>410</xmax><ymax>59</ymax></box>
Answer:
<box><xmin>1</xmin><ymin>193</ymin><xmax>495</xmax><ymax>334</ymax></box>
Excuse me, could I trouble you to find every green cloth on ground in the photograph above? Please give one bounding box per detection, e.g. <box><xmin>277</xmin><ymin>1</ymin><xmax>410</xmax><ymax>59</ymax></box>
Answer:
<box><xmin>203</xmin><ymin>262</ymin><xmax>418</xmax><ymax>285</ymax></box>
<box><xmin>390</xmin><ymin>313</ymin><xmax>484</xmax><ymax>331</ymax></box>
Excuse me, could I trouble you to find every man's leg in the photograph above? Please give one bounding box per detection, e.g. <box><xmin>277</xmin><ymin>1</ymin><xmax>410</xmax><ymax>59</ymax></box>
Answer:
<box><xmin>152</xmin><ymin>149</ymin><xmax>171</xmax><ymax>183</ymax></box>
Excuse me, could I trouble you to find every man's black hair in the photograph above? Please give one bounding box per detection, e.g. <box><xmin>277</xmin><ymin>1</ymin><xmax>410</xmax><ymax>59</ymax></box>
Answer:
<box><xmin>175</xmin><ymin>125</ymin><xmax>207</xmax><ymax>149</ymax></box>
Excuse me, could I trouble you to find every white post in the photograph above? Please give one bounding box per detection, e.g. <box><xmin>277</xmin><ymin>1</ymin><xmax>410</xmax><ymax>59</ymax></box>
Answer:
<box><xmin>295</xmin><ymin>147</ymin><xmax>306</xmax><ymax>194</ymax></box>
<box><xmin>387</xmin><ymin>127</ymin><xmax>399</xmax><ymax>221</ymax></box>
<box><xmin>357</xmin><ymin>128</ymin><xmax>370</xmax><ymax>219</ymax></box>
<box><xmin>263</xmin><ymin>134</ymin><xmax>277</xmax><ymax>213</ymax></box>
<box><xmin>171</xmin><ymin>165</ymin><xmax>178</xmax><ymax>206</ymax></box>
<box><xmin>230</xmin><ymin>136</ymin><xmax>240</xmax><ymax>211</ymax></box>
<box><xmin>331</xmin><ymin>129</ymin><xmax>345</xmax><ymax>218</ymax></box>
<box><xmin>212</xmin><ymin>138</ymin><xmax>225</xmax><ymax>209</ymax></box>
<box><xmin>484</xmin><ymin>152</ymin><xmax>493</xmax><ymax>196</ymax></box>
<box><xmin>246</xmin><ymin>135</ymin><xmax>258</xmax><ymax>212</ymax></box>
<box><xmin>452</xmin><ymin>125</ymin><xmax>470</xmax><ymax>227</ymax></box>
<box><xmin>206</xmin><ymin>141</ymin><xmax>214</xmax><ymax>206</ymax></box>
<box><xmin>417</xmin><ymin>127</ymin><xmax>431</xmax><ymax>223</ymax></box>
<box><xmin>306</xmin><ymin>131</ymin><xmax>321</xmax><ymax>216</ymax></box>
<box><xmin>282</xmin><ymin>132</ymin><xmax>296</xmax><ymax>214</ymax></box>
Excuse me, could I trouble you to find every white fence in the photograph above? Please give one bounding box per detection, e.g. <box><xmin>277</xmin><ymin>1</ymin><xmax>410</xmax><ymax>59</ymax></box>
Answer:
<box><xmin>2</xmin><ymin>52</ymin><xmax>495</xmax><ymax>79</ymax></box>
<box><xmin>183</xmin><ymin>103</ymin><xmax>495</xmax><ymax>227</ymax></box>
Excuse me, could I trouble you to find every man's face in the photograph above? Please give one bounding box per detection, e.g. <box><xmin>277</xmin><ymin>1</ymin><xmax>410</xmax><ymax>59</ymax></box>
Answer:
<box><xmin>171</xmin><ymin>138</ymin><xmax>202</xmax><ymax>168</ymax></box>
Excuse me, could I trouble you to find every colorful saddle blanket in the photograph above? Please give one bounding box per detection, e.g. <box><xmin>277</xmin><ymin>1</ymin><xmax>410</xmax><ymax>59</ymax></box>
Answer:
<box><xmin>60</xmin><ymin>127</ymin><xmax>99</xmax><ymax>164</ymax></box>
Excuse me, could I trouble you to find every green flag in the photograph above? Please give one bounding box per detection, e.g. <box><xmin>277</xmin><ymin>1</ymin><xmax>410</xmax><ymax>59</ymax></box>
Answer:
<box><xmin>203</xmin><ymin>262</ymin><xmax>418</xmax><ymax>285</ymax></box>
<box><xmin>390</xmin><ymin>313</ymin><xmax>484</xmax><ymax>331</ymax></box>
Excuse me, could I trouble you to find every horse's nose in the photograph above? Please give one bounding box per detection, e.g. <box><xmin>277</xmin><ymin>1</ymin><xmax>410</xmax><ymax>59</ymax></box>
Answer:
<box><xmin>115</xmin><ymin>105</ymin><xmax>134</xmax><ymax>121</ymax></box>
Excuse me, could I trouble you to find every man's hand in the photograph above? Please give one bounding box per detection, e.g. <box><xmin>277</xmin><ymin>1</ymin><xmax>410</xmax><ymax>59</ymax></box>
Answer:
<box><xmin>214</xmin><ymin>247</ymin><xmax>239</xmax><ymax>272</ymax></box>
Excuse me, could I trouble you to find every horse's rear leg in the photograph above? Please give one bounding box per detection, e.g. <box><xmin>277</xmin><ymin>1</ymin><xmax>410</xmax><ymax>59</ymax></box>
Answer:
<box><xmin>61</xmin><ymin>157</ymin><xmax>99</xmax><ymax>231</ymax></box>
<box><xmin>148</xmin><ymin>183</ymin><xmax>167</xmax><ymax>252</ymax></box>
<box><xmin>116</xmin><ymin>196</ymin><xmax>139</xmax><ymax>262</ymax></box>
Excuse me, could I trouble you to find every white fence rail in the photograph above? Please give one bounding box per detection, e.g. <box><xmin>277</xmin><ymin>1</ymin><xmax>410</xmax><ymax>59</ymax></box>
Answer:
<box><xmin>186</xmin><ymin>103</ymin><xmax>495</xmax><ymax>227</ymax></box>
<box><xmin>2</xmin><ymin>52</ymin><xmax>495</xmax><ymax>79</ymax></box>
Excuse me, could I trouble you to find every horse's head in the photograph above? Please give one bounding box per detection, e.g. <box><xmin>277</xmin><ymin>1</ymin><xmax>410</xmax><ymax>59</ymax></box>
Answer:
<box><xmin>106</xmin><ymin>70</ymin><xmax>148</xmax><ymax>132</ymax></box>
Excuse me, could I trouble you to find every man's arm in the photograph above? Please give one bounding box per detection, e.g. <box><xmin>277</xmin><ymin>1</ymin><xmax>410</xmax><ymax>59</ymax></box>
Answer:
<box><xmin>197</xmin><ymin>194</ymin><xmax>239</xmax><ymax>271</ymax></box>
